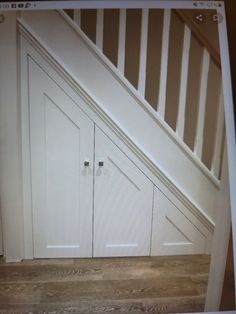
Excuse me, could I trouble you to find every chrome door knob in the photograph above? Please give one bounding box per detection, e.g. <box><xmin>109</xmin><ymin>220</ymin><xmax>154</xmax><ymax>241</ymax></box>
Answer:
<box><xmin>84</xmin><ymin>161</ymin><xmax>90</xmax><ymax>167</ymax></box>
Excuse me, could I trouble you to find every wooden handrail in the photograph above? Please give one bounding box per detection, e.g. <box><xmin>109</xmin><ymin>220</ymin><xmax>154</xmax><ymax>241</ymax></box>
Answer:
<box><xmin>174</xmin><ymin>9</ymin><xmax>221</xmax><ymax>69</ymax></box>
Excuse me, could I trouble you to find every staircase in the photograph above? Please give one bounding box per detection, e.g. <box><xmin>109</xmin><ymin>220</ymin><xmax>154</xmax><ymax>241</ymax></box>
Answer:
<box><xmin>60</xmin><ymin>9</ymin><xmax>224</xmax><ymax>218</ymax></box>
<box><xmin>67</xmin><ymin>8</ymin><xmax>224</xmax><ymax>180</ymax></box>
<box><xmin>16</xmin><ymin>8</ymin><xmax>225</xmax><ymax>257</ymax></box>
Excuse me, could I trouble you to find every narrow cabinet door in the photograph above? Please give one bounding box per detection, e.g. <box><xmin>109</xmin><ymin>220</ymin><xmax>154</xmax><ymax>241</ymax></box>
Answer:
<box><xmin>29</xmin><ymin>58</ymin><xmax>94</xmax><ymax>258</ymax></box>
<box><xmin>151</xmin><ymin>187</ymin><xmax>206</xmax><ymax>255</ymax></box>
<box><xmin>94</xmin><ymin>127</ymin><xmax>153</xmax><ymax>257</ymax></box>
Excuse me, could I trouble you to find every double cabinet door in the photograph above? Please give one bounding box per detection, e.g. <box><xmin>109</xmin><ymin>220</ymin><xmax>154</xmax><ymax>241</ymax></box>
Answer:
<box><xmin>29</xmin><ymin>59</ymin><xmax>153</xmax><ymax>258</ymax></box>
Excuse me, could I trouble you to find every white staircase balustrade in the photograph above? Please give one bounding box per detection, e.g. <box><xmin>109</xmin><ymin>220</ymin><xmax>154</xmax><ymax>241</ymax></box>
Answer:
<box><xmin>70</xmin><ymin>8</ymin><xmax>224</xmax><ymax>182</ymax></box>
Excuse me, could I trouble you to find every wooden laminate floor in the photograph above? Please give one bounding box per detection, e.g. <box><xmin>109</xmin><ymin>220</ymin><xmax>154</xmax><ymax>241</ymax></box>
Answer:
<box><xmin>0</xmin><ymin>255</ymin><xmax>210</xmax><ymax>314</ymax></box>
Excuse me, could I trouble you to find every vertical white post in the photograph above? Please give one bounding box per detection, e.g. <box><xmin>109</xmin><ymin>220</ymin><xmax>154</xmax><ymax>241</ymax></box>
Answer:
<box><xmin>211</xmin><ymin>88</ymin><xmax>225</xmax><ymax>178</ymax></box>
<box><xmin>176</xmin><ymin>25</ymin><xmax>191</xmax><ymax>139</ymax></box>
<box><xmin>138</xmin><ymin>9</ymin><xmax>149</xmax><ymax>97</ymax></box>
<box><xmin>118</xmin><ymin>9</ymin><xmax>126</xmax><ymax>74</ymax></box>
<box><xmin>0</xmin><ymin>12</ymin><xmax>24</xmax><ymax>261</ymax></box>
<box><xmin>158</xmin><ymin>9</ymin><xmax>171</xmax><ymax>118</ymax></box>
<box><xmin>205</xmin><ymin>144</ymin><xmax>231</xmax><ymax>311</ymax></box>
<box><xmin>194</xmin><ymin>49</ymin><xmax>210</xmax><ymax>159</ymax></box>
<box><xmin>96</xmin><ymin>9</ymin><xmax>104</xmax><ymax>51</ymax></box>
<box><xmin>73</xmin><ymin>9</ymin><xmax>81</xmax><ymax>27</ymax></box>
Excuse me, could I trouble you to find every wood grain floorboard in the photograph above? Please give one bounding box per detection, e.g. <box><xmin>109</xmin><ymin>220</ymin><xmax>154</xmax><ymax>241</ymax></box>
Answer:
<box><xmin>0</xmin><ymin>296</ymin><xmax>206</xmax><ymax>313</ymax></box>
<box><xmin>0</xmin><ymin>255</ymin><xmax>210</xmax><ymax>313</ymax></box>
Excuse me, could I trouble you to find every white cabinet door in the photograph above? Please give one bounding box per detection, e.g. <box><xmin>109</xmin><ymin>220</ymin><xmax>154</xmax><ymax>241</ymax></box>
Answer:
<box><xmin>29</xmin><ymin>58</ymin><xmax>94</xmax><ymax>258</ymax></box>
<box><xmin>93</xmin><ymin>127</ymin><xmax>153</xmax><ymax>257</ymax></box>
<box><xmin>151</xmin><ymin>187</ymin><xmax>206</xmax><ymax>255</ymax></box>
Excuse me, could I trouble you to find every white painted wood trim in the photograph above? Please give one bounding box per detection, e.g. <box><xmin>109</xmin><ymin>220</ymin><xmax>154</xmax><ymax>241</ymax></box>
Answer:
<box><xmin>117</xmin><ymin>9</ymin><xmax>126</xmax><ymax>74</ymax></box>
<box><xmin>0</xmin><ymin>11</ymin><xmax>24</xmax><ymax>262</ymax></box>
<box><xmin>194</xmin><ymin>49</ymin><xmax>210</xmax><ymax>159</ymax></box>
<box><xmin>73</xmin><ymin>9</ymin><xmax>81</xmax><ymax>27</ymax></box>
<box><xmin>151</xmin><ymin>187</ymin><xmax>208</xmax><ymax>256</ymax></box>
<box><xmin>176</xmin><ymin>25</ymin><xmax>191</xmax><ymax>139</ymax></box>
<box><xmin>158</xmin><ymin>9</ymin><xmax>171</xmax><ymax>118</ymax></box>
<box><xmin>96</xmin><ymin>9</ymin><xmax>104</xmax><ymax>50</ymax></box>
<box><xmin>17</xmin><ymin>18</ymin><xmax>215</xmax><ymax>237</ymax></box>
<box><xmin>138</xmin><ymin>8</ymin><xmax>149</xmax><ymax>96</ymax></box>
<box><xmin>211</xmin><ymin>89</ymin><xmax>225</xmax><ymax>178</ymax></box>
<box><xmin>205</xmin><ymin>144</ymin><xmax>231</xmax><ymax>311</ymax></box>
<box><xmin>20</xmin><ymin>41</ymin><xmax>34</xmax><ymax>259</ymax></box>
<box><xmin>58</xmin><ymin>10</ymin><xmax>220</xmax><ymax>187</ymax></box>
<box><xmin>217</xmin><ymin>6</ymin><xmax>236</xmax><ymax>300</ymax></box>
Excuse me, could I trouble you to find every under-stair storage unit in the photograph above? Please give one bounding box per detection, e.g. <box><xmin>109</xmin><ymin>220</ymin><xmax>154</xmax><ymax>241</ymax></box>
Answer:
<box><xmin>17</xmin><ymin>9</ymin><xmax>215</xmax><ymax>260</ymax></box>
<box><xmin>28</xmin><ymin>53</ymin><xmax>211</xmax><ymax>259</ymax></box>
<box><xmin>29</xmin><ymin>58</ymin><xmax>154</xmax><ymax>258</ymax></box>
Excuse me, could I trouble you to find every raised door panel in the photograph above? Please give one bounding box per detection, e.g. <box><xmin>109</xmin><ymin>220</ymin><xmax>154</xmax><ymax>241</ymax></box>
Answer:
<box><xmin>94</xmin><ymin>127</ymin><xmax>153</xmax><ymax>257</ymax></box>
<box><xmin>29</xmin><ymin>58</ymin><xmax>94</xmax><ymax>258</ymax></box>
<box><xmin>151</xmin><ymin>187</ymin><xmax>206</xmax><ymax>255</ymax></box>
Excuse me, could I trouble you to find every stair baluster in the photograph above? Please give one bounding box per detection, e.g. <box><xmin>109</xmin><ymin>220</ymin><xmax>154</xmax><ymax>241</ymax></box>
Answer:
<box><xmin>176</xmin><ymin>24</ymin><xmax>191</xmax><ymax>139</ymax></box>
<box><xmin>138</xmin><ymin>8</ymin><xmax>149</xmax><ymax>96</ymax></box>
<box><xmin>211</xmin><ymin>90</ymin><xmax>225</xmax><ymax>179</ymax></box>
<box><xmin>96</xmin><ymin>9</ymin><xmax>104</xmax><ymax>50</ymax></box>
<box><xmin>118</xmin><ymin>9</ymin><xmax>126</xmax><ymax>75</ymax></box>
<box><xmin>194</xmin><ymin>48</ymin><xmax>210</xmax><ymax>159</ymax></box>
<box><xmin>158</xmin><ymin>9</ymin><xmax>171</xmax><ymax>118</ymax></box>
<box><xmin>70</xmin><ymin>8</ymin><xmax>224</xmax><ymax>181</ymax></box>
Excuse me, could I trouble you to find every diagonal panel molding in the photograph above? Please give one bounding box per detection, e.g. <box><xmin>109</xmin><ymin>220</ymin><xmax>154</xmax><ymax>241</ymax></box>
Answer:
<box><xmin>165</xmin><ymin>215</ymin><xmax>192</xmax><ymax>244</ymax></box>
<box><xmin>151</xmin><ymin>187</ymin><xmax>207</xmax><ymax>255</ymax></box>
<box><xmin>108</xmin><ymin>156</ymin><xmax>141</xmax><ymax>192</ymax></box>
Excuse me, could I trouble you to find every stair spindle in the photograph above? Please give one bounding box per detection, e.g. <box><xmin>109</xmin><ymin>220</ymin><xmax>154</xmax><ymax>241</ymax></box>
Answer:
<box><xmin>211</xmin><ymin>88</ymin><xmax>225</xmax><ymax>178</ymax></box>
<box><xmin>138</xmin><ymin>9</ymin><xmax>149</xmax><ymax>97</ymax></box>
<box><xmin>96</xmin><ymin>9</ymin><xmax>104</xmax><ymax>50</ymax></box>
<box><xmin>73</xmin><ymin>9</ymin><xmax>81</xmax><ymax>27</ymax></box>
<box><xmin>194</xmin><ymin>48</ymin><xmax>210</xmax><ymax>159</ymax></box>
<box><xmin>158</xmin><ymin>9</ymin><xmax>171</xmax><ymax>118</ymax></box>
<box><xmin>176</xmin><ymin>25</ymin><xmax>191</xmax><ymax>139</ymax></box>
<box><xmin>118</xmin><ymin>9</ymin><xmax>127</xmax><ymax>75</ymax></box>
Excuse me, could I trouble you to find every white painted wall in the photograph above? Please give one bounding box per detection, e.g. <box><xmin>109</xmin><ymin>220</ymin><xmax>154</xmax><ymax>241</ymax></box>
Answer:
<box><xmin>0</xmin><ymin>11</ymin><xmax>24</xmax><ymax>261</ymax></box>
<box><xmin>19</xmin><ymin>10</ymin><xmax>219</xmax><ymax>221</ymax></box>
